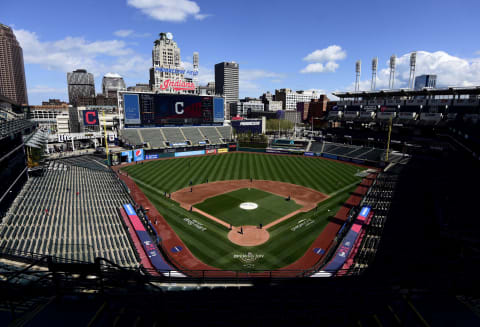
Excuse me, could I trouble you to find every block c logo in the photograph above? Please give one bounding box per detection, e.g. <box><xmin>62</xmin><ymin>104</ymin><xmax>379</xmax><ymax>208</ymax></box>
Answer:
<box><xmin>175</xmin><ymin>102</ymin><xmax>184</xmax><ymax>115</ymax></box>
<box><xmin>83</xmin><ymin>110</ymin><xmax>99</xmax><ymax>126</ymax></box>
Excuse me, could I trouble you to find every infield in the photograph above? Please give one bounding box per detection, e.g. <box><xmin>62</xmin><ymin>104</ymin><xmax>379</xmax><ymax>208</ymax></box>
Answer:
<box><xmin>194</xmin><ymin>188</ymin><xmax>302</xmax><ymax>227</ymax></box>
<box><xmin>121</xmin><ymin>152</ymin><xmax>364</xmax><ymax>271</ymax></box>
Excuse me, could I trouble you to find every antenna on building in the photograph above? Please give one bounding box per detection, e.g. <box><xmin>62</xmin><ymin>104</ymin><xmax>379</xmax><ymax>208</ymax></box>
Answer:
<box><xmin>408</xmin><ymin>51</ymin><xmax>417</xmax><ymax>89</ymax></box>
<box><xmin>355</xmin><ymin>60</ymin><xmax>361</xmax><ymax>92</ymax></box>
<box><xmin>371</xmin><ymin>57</ymin><xmax>378</xmax><ymax>91</ymax></box>
<box><xmin>389</xmin><ymin>55</ymin><xmax>396</xmax><ymax>89</ymax></box>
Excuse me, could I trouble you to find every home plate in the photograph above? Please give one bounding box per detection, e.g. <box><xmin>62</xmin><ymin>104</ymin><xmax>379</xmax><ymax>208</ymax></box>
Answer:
<box><xmin>239</xmin><ymin>202</ymin><xmax>258</xmax><ymax>210</ymax></box>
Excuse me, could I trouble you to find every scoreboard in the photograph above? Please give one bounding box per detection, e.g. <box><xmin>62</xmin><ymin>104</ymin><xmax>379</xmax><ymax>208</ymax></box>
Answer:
<box><xmin>123</xmin><ymin>93</ymin><xmax>224</xmax><ymax>126</ymax></box>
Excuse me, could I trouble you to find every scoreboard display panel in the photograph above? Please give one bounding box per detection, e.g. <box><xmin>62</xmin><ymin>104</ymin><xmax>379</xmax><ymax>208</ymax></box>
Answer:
<box><xmin>124</xmin><ymin>93</ymin><xmax>224</xmax><ymax>126</ymax></box>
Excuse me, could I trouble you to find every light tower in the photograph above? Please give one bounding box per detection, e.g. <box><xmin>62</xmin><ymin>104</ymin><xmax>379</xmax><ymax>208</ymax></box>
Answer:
<box><xmin>408</xmin><ymin>51</ymin><xmax>417</xmax><ymax>89</ymax></box>
<box><xmin>371</xmin><ymin>57</ymin><xmax>378</xmax><ymax>91</ymax></box>
<box><xmin>355</xmin><ymin>60</ymin><xmax>361</xmax><ymax>92</ymax></box>
<box><xmin>389</xmin><ymin>55</ymin><xmax>396</xmax><ymax>89</ymax></box>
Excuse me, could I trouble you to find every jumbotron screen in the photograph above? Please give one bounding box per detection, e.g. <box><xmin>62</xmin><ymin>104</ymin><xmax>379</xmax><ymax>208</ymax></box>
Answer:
<box><xmin>123</xmin><ymin>93</ymin><xmax>224</xmax><ymax>126</ymax></box>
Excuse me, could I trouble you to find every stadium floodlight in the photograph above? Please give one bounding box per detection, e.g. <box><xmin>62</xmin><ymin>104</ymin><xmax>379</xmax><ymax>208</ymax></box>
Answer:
<box><xmin>371</xmin><ymin>57</ymin><xmax>378</xmax><ymax>91</ymax></box>
<box><xmin>409</xmin><ymin>51</ymin><xmax>417</xmax><ymax>89</ymax></box>
<box><xmin>389</xmin><ymin>55</ymin><xmax>396</xmax><ymax>89</ymax></box>
<box><xmin>355</xmin><ymin>60</ymin><xmax>361</xmax><ymax>92</ymax></box>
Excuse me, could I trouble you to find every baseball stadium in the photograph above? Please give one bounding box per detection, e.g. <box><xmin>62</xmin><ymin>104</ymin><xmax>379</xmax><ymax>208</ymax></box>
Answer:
<box><xmin>2</xmin><ymin>89</ymin><xmax>480</xmax><ymax>324</ymax></box>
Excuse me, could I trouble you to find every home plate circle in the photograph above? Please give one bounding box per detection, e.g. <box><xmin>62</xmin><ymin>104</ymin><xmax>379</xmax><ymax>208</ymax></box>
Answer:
<box><xmin>239</xmin><ymin>202</ymin><xmax>258</xmax><ymax>210</ymax></box>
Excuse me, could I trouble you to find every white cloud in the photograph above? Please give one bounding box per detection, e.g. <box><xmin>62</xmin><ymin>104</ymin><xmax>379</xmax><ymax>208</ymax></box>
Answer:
<box><xmin>14</xmin><ymin>28</ymin><xmax>150</xmax><ymax>78</ymax></box>
<box><xmin>127</xmin><ymin>0</ymin><xmax>209</xmax><ymax>22</ymax></box>
<box><xmin>303</xmin><ymin>45</ymin><xmax>346</xmax><ymax>62</ymax></box>
<box><xmin>301</xmin><ymin>61</ymin><xmax>338</xmax><ymax>73</ymax></box>
<box><xmin>114</xmin><ymin>29</ymin><xmax>134</xmax><ymax>37</ymax></box>
<box><xmin>29</xmin><ymin>85</ymin><xmax>66</xmax><ymax>94</ymax></box>
<box><xmin>347</xmin><ymin>50</ymin><xmax>480</xmax><ymax>91</ymax></box>
<box><xmin>301</xmin><ymin>45</ymin><xmax>346</xmax><ymax>74</ymax></box>
<box><xmin>114</xmin><ymin>29</ymin><xmax>151</xmax><ymax>38</ymax></box>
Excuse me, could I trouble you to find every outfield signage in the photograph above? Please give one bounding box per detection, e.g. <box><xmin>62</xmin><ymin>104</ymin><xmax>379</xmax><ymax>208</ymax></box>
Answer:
<box><xmin>173</xmin><ymin>142</ymin><xmax>188</xmax><ymax>147</ymax></box>
<box><xmin>145</xmin><ymin>154</ymin><xmax>159</xmax><ymax>160</ymax></box>
<box><xmin>206</xmin><ymin>149</ymin><xmax>217</xmax><ymax>154</ymax></box>
<box><xmin>217</xmin><ymin>148</ymin><xmax>228</xmax><ymax>153</ymax></box>
<box><xmin>174</xmin><ymin>150</ymin><xmax>205</xmax><ymax>157</ymax></box>
<box><xmin>133</xmin><ymin>149</ymin><xmax>144</xmax><ymax>162</ymax></box>
<box><xmin>304</xmin><ymin>152</ymin><xmax>315</xmax><ymax>156</ymax></box>
<box><xmin>121</xmin><ymin>150</ymin><xmax>133</xmax><ymax>163</ymax></box>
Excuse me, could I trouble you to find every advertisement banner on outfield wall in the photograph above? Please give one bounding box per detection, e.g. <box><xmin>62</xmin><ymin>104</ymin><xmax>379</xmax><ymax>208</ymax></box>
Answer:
<box><xmin>304</xmin><ymin>152</ymin><xmax>315</xmax><ymax>156</ymax></box>
<box><xmin>217</xmin><ymin>148</ymin><xmax>228</xmax><ymax>153</ymax></box>
<box><xmin>206</xmin><ymin>149</ymin><xmax>217</xmax><ymax>154</ymax></box>
<box><xmin>145</xmin><ymin>154</ymin><xmax>159</xmax><ymax>160</ymax></box>
<box><xmin>121</xmin><ymin>150</ymin><xmax>133</xmax><ymax>163</ymax></box>
<box><xmin>133</xmin><ymin>149</ymin><xmax>144</xmax><ymax>162</ymax></box>
<box><xmin>174</xmin><ymin>150</ymin><xmax>205</xmax><ymax>157</ymax></box>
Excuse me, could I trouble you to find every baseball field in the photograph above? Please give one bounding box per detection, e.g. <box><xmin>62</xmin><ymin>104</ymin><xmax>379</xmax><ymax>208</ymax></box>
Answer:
<box><xmin>121</xmin><ymin>152</ymin><xmax>363</xmax><ymax>271</ymax></box>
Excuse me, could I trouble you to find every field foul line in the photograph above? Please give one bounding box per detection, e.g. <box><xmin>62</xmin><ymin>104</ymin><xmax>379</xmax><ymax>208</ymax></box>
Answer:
<box><xmin>328</xmin><ymin>180</ymin><xmax>361</xmax><ymax>198</ymax></box>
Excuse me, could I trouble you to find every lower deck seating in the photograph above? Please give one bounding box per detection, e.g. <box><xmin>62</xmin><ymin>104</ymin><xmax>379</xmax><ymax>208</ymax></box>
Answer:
<box><xmin>0</xmin><ymin>160</ymin><xmax>139</xmax><ymax>268</ymax></box>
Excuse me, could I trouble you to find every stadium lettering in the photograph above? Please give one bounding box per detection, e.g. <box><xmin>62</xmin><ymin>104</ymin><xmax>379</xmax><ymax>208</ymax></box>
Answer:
<box><xmin>159</xmin><ymin>79</ymin><xmax>196</xmax><ymax>91</ymax></box>
<box><xmin>175</xmin><ymin>102</ymin><xmax>184</xmax><ymax>114</ymax></box>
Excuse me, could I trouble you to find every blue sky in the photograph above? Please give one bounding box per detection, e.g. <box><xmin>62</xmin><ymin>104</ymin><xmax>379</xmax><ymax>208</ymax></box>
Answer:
<box><xmin>2</xmin><ymin>0</ymin><xmax>480</xmax><ymax>104</ymax></box>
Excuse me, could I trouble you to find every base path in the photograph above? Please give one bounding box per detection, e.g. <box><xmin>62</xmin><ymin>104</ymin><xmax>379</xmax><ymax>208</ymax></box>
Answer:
<box><xmin>172</xmin><ymin>179</ymin><xmax>328</xmax><ymax>213</ymax></box>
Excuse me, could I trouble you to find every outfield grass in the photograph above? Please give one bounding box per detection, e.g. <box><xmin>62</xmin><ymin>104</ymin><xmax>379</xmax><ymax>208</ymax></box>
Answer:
<box><xmin>194</xmin><ymin>188</ymin><xmax>302</xmax><ymax>227</ymax></box>
<box><xmin>122</xmin><ymin>152</ymin><xmax>363</xmax><ymax>271</ymax></box>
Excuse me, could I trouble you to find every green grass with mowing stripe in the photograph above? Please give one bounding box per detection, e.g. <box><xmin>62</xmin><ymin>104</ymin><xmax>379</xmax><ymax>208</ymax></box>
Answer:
<box><xmin>123</xmin><ymin>152</ymin><xmax>363</xmax><ymax>271</ymax></box>
<box><xmin>194</xmin><ymin>188</ymin><xmax>302</xmax><ymax>227</ymax></box>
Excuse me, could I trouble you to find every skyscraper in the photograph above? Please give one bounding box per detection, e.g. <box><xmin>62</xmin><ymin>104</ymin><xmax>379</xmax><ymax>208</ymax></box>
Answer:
<box><xmin>67</xmin><ymin>69</ymin><xmax>95</xmax><ymax>105</ymax></box>
<box><xmin>102</xmin><ymin>73</ymin><xmax>126</xmax><ymax>98</ymax></box>
<box><xmin>215</xmin><ymin>62</ymin><xmax>239</xmax><ymax>119</ymax></box>
<box><xmin>149</xmin><ymin>32</ymin><xmax>197</xmax><ymax>94</ymax></box>
<box><xmin>0</xmin><ymin>23</ymin><xmax>28</xmax><ymax>105</ymax></box>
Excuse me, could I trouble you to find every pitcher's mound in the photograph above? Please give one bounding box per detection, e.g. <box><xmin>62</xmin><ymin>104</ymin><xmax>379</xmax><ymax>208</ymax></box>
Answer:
<box><xmin>228</xmin><ymin>225</ymin><xmax>270</xmax><ymax>246</ymax></box>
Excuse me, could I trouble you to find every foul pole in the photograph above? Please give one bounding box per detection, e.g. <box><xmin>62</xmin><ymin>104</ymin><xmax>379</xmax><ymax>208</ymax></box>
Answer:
<box><xmin>102</xmin><ymin>111</ymin><xmax>109</xmax><ymax>164</ymax></box>
<box><xmin>386</xmin><ymin>116</ymin><xmax>393</xmax><ymax>161</ymax></box>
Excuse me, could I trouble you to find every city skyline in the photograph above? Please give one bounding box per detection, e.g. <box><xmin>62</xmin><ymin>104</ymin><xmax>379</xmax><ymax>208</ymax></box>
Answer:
<box><xmin>2</xmin><ymin>0</ymin><xmax>480</xmax><ymax>104</ymax></box>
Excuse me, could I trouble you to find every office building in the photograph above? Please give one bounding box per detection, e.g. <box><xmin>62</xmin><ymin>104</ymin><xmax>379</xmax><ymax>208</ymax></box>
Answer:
<box><xmin>275</xmin><ymin>89</ymin><xmax>320</xmax><ymax>111</ymax></box>
<box><xmin>230</xmin><ymin>98</ymin><xmax>264</xmax><ymax>118</ymax></box>
<box><xmin>414</xmin><ymin>74</ymin><xmax>437</xmax><ymax>90</ymax></box>
<box><xmin>199</xmin><ymin>82</ymin><xmax>216</xmax><ymax>95</ymax></box>
<box><xmin>67</xmin><ymin>69</ymin><xmax>95</xmax><ymax>105</ymax></box>
<box><xmin>102</xmin><ymin>73</ymin><xmax>126</xmax><ymax>98</ymax></box>
<box><xmin>127</xmin><ymin>84</ymin><xmax>151</xmax><ymax>92</ymax></box>
<box><xmin>215</xmin><ymin>62</ymin><xmax>239</xmax><ymax>119</ymax></box>
<box><xmin>149</xmin><ymin>32</ymin><xmax>197</xmax><ymax>94</ymax></box>
<box><xmin>0</xmin><ymin>23</ymin><xmax>28</xmax><ymax>105</ymax></box>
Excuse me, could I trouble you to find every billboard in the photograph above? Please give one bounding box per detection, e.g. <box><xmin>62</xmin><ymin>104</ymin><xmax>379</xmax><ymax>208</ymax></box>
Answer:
<box><xmin>231</xmin><ymin>119</ymin><xmax>263</xmax><ymax>134</ymax></box>
<box><xmin>123</xmin><ymin>93</ymin><xmax>224</xmax><ymax>126</ymax></box>
<box><xmin>82</xmin><ymin>109</ymin><xmax>99</xmax><ymax>126</ymax></box>
<box><xmin>124</xmin><ymin>94</ymin><xmax>141</xmax><ymax>124</ymax></box>
<box><xmin>213</xmin><ymin>98</ymin><xmax>224</xmax><ymax>122</ymax></box>
<box><xmin>133</xmin><ymin>149</ymin><xmax>144</xmax><ymax>162</ymax></box>
<box><xmin>174</xmin><ymin>150</ymin><xmax>205</xmax><ymax>157</ymax></box>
